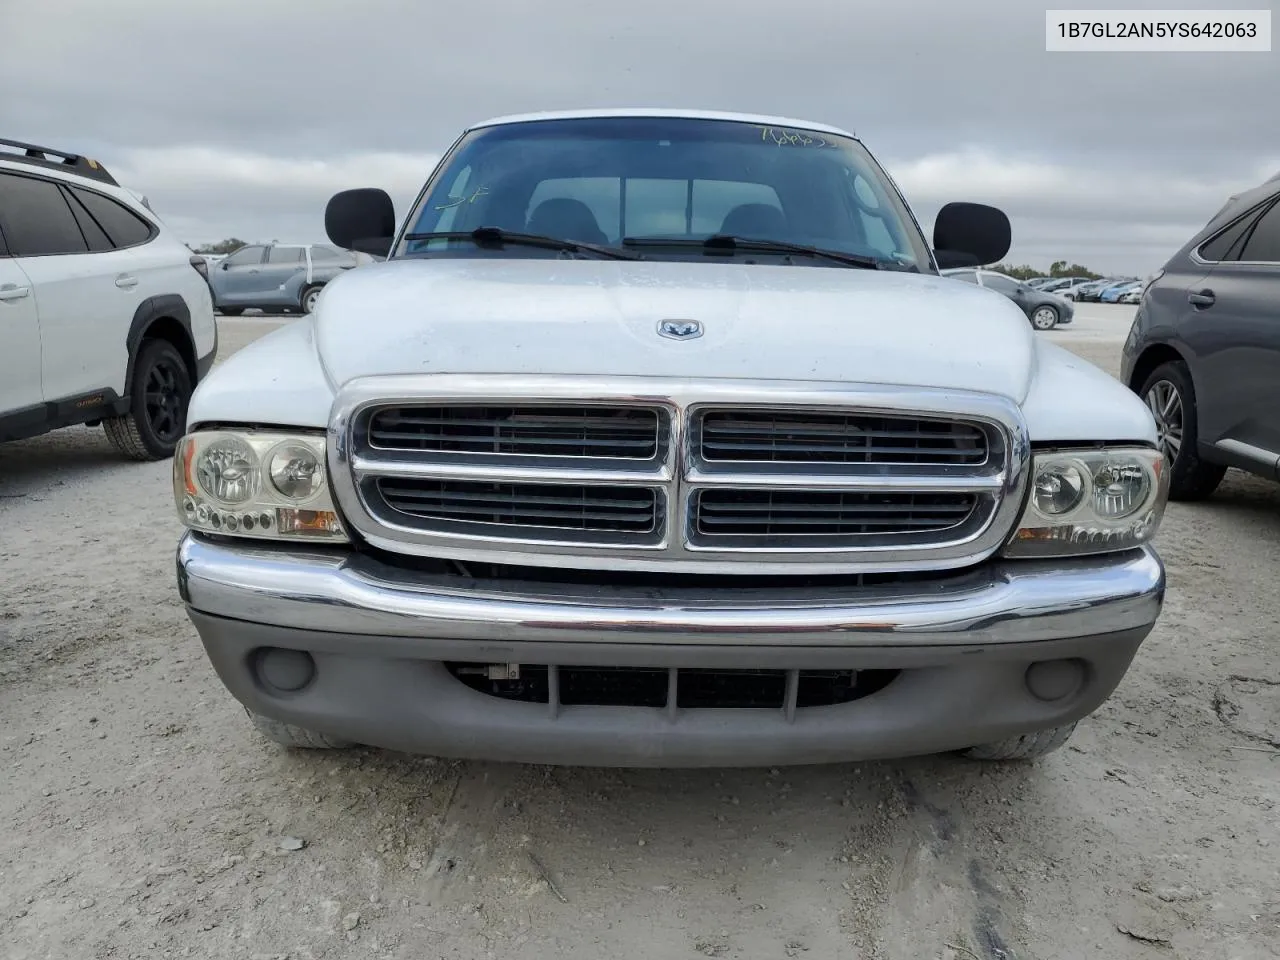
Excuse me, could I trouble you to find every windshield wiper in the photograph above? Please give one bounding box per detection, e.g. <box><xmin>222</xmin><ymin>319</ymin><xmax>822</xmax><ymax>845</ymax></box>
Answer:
<box><xmin>622</xmin><ymin>234</ymin><xmax>881</xmax><ymax>270</ymax></box>
<box><xmin>401</xmin><ymin>227</ymin><xmax>643</xmax><ymax>261</ymax></box>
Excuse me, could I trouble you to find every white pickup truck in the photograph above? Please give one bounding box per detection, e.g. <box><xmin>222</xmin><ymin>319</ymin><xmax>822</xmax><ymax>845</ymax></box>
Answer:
<box><xmin>173</xmin><ymin>109</ymin><xmax>1168</xmax><ymax>768</ymax></box>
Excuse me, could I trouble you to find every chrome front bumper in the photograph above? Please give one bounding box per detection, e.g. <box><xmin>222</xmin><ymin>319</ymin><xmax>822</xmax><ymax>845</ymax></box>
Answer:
<box><xmin>177</xmin><ymin>534</ymin><xmax>1165</xmax><ymax>766</ymax></box>
<box><xmin>178</xmin><ymin>534</ymin><xmax>1163</xmax><ymax>648</ymax></box>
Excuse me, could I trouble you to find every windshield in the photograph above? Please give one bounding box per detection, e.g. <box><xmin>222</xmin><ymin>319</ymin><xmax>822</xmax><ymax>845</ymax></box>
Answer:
<box><xmin>395</xmin><ymin>116</ymin><xmax>931</xmax><ymax>270</ymax></box>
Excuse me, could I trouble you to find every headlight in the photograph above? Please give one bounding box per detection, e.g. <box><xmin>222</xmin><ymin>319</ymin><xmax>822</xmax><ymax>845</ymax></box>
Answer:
<box><xmin>174</xmin><ymin>430</ymin><xmax>348</xmax><ymax>542</ymax></box>
<box><xmin>1002</xmin><ymin>447</ymin><xmax>1167</xmax><ymax>558</ymax></box>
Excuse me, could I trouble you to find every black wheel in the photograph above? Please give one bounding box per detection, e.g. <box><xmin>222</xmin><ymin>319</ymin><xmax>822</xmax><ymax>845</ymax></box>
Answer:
<box><xmin>218</xmin><ymin>307</ymin><xmax>244</xmax><ymax>317</ymax></box>
<box><xmin>103</xmin><ymin>339</ymin><xmax>193</xmax><ymax>461</ymax></box>
<box><xmin>300</xmin><ymin>284</ymin><xmax>322</xmax><ymax>314</ymax></box>
<box><xmin>1139</xmin><ymin>360</ymin><xmax>1226</xmax><ymax>500</ymax></box>
<box><xmin>962</xmin><ymin>723</ymin><xmax>1077</xmax><ymax>761</ymax></box>
<box><xmin>1030</xmin><ymin>304</ymin><xmax>1059</xmax><ymax>331</ymax></box>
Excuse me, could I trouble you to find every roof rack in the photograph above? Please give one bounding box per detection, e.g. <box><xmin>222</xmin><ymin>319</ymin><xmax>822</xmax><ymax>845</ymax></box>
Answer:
<box><xmin>0</xmin><ymin>137</ymin><xmax>119</xmax><ymax>186</ymax></box>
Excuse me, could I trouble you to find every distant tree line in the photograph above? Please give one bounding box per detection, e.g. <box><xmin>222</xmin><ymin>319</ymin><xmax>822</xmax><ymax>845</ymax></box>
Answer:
<box><xmin>989</xmin><ymin>259</ymin><xmax>1104</xmax><ymax>281</ymax></box>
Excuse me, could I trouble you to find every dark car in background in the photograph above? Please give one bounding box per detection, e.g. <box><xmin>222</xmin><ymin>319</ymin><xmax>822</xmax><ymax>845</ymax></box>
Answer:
<box><xmin>941</xmin><ymin>268</ymin><xmax>1074</xmax><ymax>329</ymax></box>
<box><xmin>1121</xmin><ymin>173</ymin><xmax>1280</xmax><ymax>499</ymax></box>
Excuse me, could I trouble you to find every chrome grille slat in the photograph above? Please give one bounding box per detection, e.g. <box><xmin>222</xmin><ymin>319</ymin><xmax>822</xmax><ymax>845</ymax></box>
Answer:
<box><xmin>699</xmin><ymin>410</ymin><xmax>987</xmax><ymax>465</ymax></box>
<box><xmin>330</xmin><ymin>376</ymin><xmax>1030</xmax><ymax>575</ymax></box>
<box><xmin>368</xmin><ymin>404</ymin><xmax>660</xmax><ymax>460</ymax></box>
<box><xmin>693</xmin><ymin>489</ymin><xmax>979</xmax><ymax>540</ymax></box>
<box><xmin>374</xmin><ymin>479</ymin><xmax>660</xmax><ymax>535</ymax></box>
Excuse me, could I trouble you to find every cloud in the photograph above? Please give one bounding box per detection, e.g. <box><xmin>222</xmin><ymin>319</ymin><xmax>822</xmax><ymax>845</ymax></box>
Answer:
<box><xmin>116</xmin><ymin>147</ymin><xmax>438</xmax><ymax>197</ymax></box>
<box><xmin>3</xmin><ymin>0</ymin><xmax>1274</xmax><ymax>271</ymax></box>
<box><xmin>109</xmin><ymin>146</ymin><xmax>440</xmax><ymax>246</ymax></box>
<box><xmin>892</xmin><ymin>149</ymin><xmax>1280</xmax><ymax>222</ymax></box>
<box><xmin>889</xmin><ymin>148</ymin><xmax>1280</xmax><ymax>268</ymax></box>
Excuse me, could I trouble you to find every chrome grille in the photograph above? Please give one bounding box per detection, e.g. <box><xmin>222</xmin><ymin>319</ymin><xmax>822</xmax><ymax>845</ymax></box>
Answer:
<box><xmin>692</xmin><ymin>489</ymin><xmax>980</xmax><ymax>546</ymax></box>
<box><xmin>369</xmin><ymin>405</ymin><xmax>661</xmax><ymax>460</ymax></box>
<box><xmin>331</xmin><ymin>376</ymin><xmax>1029</xmax><ymax>575</ymax></box>
<box><xmin>370</xmin><ymin>479</ymin><xmax>662</xmax><ymax>543</ymax></box>
<box><xmin>699</xmin><ymin>410</ymin><xmax>987</xmax><ymax>465</ymax></box>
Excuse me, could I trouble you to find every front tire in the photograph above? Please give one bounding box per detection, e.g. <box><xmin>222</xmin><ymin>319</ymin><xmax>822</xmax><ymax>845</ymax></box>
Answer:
<box><xmin>1030</xmin><ymin>305</ymin><xmax>1059</xmax><ymax>330</ymax></box>
<box><xmin>300</xmin><ymin>284</ymin><xmax>322</xmax><ymax>314</ymax></box>
<box><xmin>962</xmin><ymin>722</ymin><xmax>1077</xmax><ymax>761</ymax></box>
<box><xmin>103</xmin><ymin>339</ymin><xmax>193</xmax><ymax>461</ymax></box>
<box><xmin>1139</xmin><ymin>360</ymin><xmax>1226</xmax><ymax>500</ymax></box>
<box><xmin>248</xmin><ymin>711</ymin><xmax>353</xmax><ymax>750</ymax></box>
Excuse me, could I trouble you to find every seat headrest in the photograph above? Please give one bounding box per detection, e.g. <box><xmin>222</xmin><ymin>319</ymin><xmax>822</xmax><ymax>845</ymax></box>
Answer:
<box><xmin>718</xmin><ymin>203</ymin><xmax>788</xmax><ymax>238</ymax></box>
<box><xmin>526</xmin><ymin>198</ymin><xmax>608</xmax><ymax>245</ymax></box>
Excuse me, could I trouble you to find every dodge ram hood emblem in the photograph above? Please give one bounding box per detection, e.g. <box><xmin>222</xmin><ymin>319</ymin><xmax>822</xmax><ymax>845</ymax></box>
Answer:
<box><xmin>658</xmin><ymin>319</ymin><xmax>703</xmax><ymax>340</ymax></box>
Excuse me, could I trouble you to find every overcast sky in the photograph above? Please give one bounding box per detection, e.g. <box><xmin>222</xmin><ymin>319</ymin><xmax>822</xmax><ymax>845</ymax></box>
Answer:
<box><xmin>2</xmin><ymin>0</ymin><xmax>1275</xmax><ymax>274</ymax></box>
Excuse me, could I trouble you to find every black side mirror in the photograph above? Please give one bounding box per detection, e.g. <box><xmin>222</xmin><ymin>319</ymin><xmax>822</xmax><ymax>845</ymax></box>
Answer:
<box><xmin>325</xmin><ymin>188</ymin><xmax>396</xmax><ymax>258</ymax></box>
<box><xmin>220</xmin><ymin>260</ymin><xmax>230</xmax><ymax>270</ymax></box>
<box><xmin>932</xmin><ymin>202</ymin><xmax>1011</xmax><ymax>268</ymax></box>
<box><xmin>933</xmin><ymin>249</ymin><xmax>980</xmax><ymax>269</ymax></box>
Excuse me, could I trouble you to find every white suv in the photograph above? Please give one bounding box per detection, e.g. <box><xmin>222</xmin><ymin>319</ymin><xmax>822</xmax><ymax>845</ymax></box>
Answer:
<box><xmin>0</xmin><ymin>138</ymin><xmax>216</xmax><ymax>460</ymax></box>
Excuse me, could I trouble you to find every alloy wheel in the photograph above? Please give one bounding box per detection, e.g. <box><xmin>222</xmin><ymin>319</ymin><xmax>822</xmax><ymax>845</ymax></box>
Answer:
<box><xmin>1145</xmin><ymin>379</ymin><xmax>1183</xmax><ymax>463</ymax></box>
<box><xmin>1031</xmin><ymin>307</ymin><xmax>1057</xmax><ymax>330</ymax></box>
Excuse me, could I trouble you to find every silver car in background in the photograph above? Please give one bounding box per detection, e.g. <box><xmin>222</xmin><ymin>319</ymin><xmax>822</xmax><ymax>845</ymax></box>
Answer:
<box><xmin>209</xmin><ymin>242</ymin><xmax>364</xmax><ymax>315</ymax></box>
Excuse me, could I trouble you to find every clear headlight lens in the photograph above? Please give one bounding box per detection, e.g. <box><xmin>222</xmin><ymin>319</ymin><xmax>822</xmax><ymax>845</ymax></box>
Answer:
<box><xmin>268</xmin><ymin>442</ymin><xmax>323</xmax><ymax>500</ymax></box>
<box><xmin>1003</xmin><ymin>447</ymin><xmax>1167</xmax><ymax>558</ymax></box>
<box><xmin>196</xmin><ymin>435</ymin><xmax>258</xmax><ymax>504</ymax></box>
<box><xmin>1032</xmin><ymin>462</ymin><xmax>1086</xmax><ymax>516</ymax></box>
<box><xmin>174</xmin><ymin>430</ymin><xmax>348</xmax><ymax>542</ymax></box>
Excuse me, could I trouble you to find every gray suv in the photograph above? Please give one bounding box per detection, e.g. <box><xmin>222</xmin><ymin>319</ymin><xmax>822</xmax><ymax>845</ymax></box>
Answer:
<box><xmin>210</xmin><ymin>242</ymin><xmax>360</xmax><ymax>316</ymax></box>
<box><xmin>941</xmin><ymin>268</ymin><xmax>1074</xmax><ymax>329</ymax></box>
<box><xmin>1121</xmin><ymin>173</ymin><xmax>1280</xmax><ymax>499</ymax></box>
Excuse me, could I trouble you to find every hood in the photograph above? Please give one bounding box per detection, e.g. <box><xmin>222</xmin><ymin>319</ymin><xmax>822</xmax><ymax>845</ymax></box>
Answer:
<box><xmin>314</xmin><ymin>258</ymin><xmax>1038</xmax><ymax>402</ymax></box>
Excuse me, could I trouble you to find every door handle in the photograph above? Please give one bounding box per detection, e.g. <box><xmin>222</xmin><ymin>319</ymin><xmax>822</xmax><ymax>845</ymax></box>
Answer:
<box><xmin>248</xmin><ymin>268</ymin><xmax>260</xmax><ymax>274</ymax></box>
<box><xmin>0</xmin><ymin>283</ymin><xmax>31</xmax><ymax>301</ymax></box>
<box><xmin>115</xmin><ymin>275</ymin><xmax>139</xmax><ymax>289</ymax></box>
<box><xmin>1188</xmin><ymin>289</ymin><xmax>1215</xmax><ymax>308</ymax></box>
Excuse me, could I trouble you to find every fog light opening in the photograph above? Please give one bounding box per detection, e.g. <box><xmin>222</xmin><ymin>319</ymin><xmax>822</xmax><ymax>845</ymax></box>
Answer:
<box><xmin>1024</xmin><ymin>659</ymin><xmax>1087</xmax><ymax>702</ymax></box>
<box><xmin>255</xmin><ymin>648</ymin><xmax>317</xmax><ymax>694</ymax></box>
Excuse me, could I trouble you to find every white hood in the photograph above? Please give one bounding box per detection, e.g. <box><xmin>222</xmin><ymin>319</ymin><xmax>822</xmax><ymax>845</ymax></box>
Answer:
<box><xmin>312</xmin><ymin>258</ymin><xmax>1038</xmax><ymax>402</ymax></box>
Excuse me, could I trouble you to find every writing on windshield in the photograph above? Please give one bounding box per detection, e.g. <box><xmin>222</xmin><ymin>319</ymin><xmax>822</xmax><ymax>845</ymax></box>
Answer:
<box><xmin>757</xmin><ymin>126</ymin><xmax>840</xmax><ymax>148</ymax></box>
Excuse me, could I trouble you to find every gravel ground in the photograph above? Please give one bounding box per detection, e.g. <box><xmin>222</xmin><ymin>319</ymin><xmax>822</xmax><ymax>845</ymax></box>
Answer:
<box><xmin>2</xmin><ymin>304</ymin><xmax>1277</xmax><ymax>960</ymax></box>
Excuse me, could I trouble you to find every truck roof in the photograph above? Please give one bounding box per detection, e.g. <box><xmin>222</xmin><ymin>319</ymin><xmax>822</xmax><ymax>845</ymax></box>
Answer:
<box><xmin>468</xmin><ymin>108</ymin><xmax>857</xmax><ymax>139</ymax></box>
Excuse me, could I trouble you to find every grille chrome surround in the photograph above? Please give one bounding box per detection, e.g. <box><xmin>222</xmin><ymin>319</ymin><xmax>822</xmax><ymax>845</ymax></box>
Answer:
<box><xmin>328</xmin><ymin>375</ymin><xmax>1030</xmax><ymax>575</ymax></box>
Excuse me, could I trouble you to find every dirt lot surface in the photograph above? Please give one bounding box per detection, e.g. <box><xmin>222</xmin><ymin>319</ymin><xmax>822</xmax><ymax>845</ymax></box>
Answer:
<box><xmin>2</xmin><ymin>305</ymin><xmax>1277</xmax><ymax>960</ymax></box>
